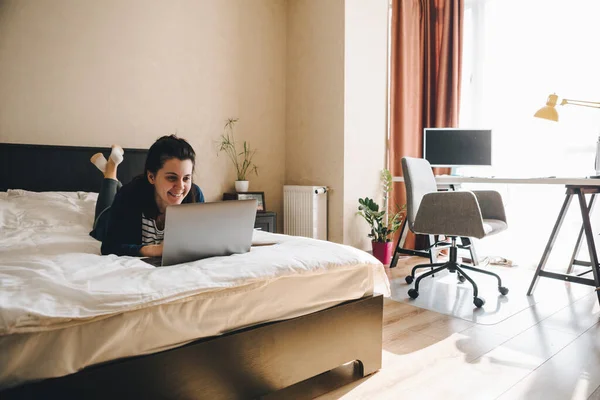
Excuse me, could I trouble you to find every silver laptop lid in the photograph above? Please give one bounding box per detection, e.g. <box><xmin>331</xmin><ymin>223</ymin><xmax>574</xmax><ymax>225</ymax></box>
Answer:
<box><xmin>161</xmin><ymin>199</ymin><xmax>257</xmax><ymax>266</ymax></box>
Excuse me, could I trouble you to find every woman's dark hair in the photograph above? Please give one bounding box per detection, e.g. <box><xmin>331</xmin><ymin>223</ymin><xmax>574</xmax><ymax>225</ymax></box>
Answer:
<box><xmin>141</xmin><ymin>135</ymin><xmax>197</xmax><ymax>213</ymax></box>
<box><xmin>145</xmin><ymin>134</ymin><xmax>196</xmax><ymax>174</ymax></box>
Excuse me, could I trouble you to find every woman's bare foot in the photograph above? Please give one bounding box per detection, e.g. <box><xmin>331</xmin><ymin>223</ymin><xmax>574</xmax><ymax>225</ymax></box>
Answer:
<box><xmin>104</xmin><ymin>158</ymin><xmax>118</xmax><ymax>181</ymax></box>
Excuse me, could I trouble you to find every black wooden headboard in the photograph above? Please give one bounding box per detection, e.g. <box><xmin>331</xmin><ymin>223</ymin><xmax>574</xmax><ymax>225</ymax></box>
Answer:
<box><xmin>0</xmin><ymin>143</ymin><xmax>148</xmax><ymax>192</ymax></box>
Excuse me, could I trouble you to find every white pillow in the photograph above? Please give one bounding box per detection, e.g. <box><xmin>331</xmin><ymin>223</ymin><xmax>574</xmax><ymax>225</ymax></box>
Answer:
<box><xmin>78</xmin><ymin>191</ymin><xmax>99</xmax><ymax>202</ymax></box>
<box><xmin>7</xmin><ymin>189</ymin><xmax>81</xmax><ymax>200</ymax></box>
<box><xmin>3</xmin><ymin>190</ymin><xmax>96</xmax><ymax>230</ymax></box>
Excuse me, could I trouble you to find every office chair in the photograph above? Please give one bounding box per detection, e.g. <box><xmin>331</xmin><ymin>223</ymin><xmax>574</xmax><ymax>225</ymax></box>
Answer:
<box><xmin>402</xmin><ymin>157</ymin><xmax>509</xmax><ymax>308</ymax></box>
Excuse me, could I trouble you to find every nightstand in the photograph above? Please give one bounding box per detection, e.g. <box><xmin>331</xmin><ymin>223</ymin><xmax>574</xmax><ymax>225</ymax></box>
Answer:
<box><xmin>255</xmin><ymin>212</ymin><xmax>277</xmax><ymax>233</ymax></box>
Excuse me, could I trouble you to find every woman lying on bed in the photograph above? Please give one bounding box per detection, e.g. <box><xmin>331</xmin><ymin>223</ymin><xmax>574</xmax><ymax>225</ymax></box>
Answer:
<box><xmin>89</xmin><ymin>135</ymin><xmax>205</xmax><ymax>257</ymax></box>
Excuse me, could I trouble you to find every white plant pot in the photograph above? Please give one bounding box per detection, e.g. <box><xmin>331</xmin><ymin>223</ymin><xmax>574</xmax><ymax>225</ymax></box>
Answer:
<box><xmin>235</xmin><ymin>180</ymin><xmax>249</xmax><ymax>192</ymax></box>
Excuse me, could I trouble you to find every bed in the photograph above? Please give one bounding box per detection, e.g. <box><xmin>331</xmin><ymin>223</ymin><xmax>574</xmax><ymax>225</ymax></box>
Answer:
<box><xmin>0</xmin><ymin>143</ymin><xmax>388</xmax><ymax>399</ymax></box>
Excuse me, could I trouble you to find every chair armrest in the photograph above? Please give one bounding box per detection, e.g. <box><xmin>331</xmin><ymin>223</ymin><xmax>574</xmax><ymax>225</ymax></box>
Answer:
<box><xmin>413</xmin><ymin>191</ymin><xmax>486</xmax><ymax>239</ymax></box>
<box><xmin>472</xmin><ymin>190</ymin><xmax>507</xmax><ymax>223</ymax></box>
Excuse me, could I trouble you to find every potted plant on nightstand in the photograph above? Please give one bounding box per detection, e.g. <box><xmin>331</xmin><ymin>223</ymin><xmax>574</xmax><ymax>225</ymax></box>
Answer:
<box><xmin>357</xmin><ymin>169</ymin><xmax>405</xmax><ymax>265</ymax></box>
<box><xmin>217</xmin><ymin>118</ymin><xmax>258</xmax><ymax>192</ymax></box>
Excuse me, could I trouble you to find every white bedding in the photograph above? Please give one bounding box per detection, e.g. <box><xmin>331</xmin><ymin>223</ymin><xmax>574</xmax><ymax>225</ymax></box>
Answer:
<box><xmin>0</xmin><ymin>189</ymin><xmax>389</xmax><ymax>388</ymax></box>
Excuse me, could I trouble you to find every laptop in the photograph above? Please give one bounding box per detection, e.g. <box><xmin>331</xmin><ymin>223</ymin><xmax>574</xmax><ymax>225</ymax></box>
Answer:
<box><xmin>145</xmin><ymin>199</ymin><xmax>258</xmax><ymax>267</ymax></box>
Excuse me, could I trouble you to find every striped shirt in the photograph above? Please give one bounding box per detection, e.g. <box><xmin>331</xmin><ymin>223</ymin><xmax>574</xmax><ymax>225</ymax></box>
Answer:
<box><xmin>141</xmin><ymin>213</ymin><xmax>164</xmax><ymax>245</ymax></box>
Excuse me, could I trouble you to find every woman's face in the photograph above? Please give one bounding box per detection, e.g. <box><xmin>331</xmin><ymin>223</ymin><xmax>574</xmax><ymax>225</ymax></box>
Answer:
<box><xmin>147</xmin><ymin>158</ymin><xmax>194</xmax><ymax>212</ymax></box>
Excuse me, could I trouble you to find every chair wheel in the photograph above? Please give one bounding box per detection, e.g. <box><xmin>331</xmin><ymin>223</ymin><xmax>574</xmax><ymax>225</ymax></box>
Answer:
<box><xmin>473</xmin><ymin>297</ymin><xmax>485</xmax><ymax>308</ymax></box>
<box><xmin>405</xmin><ymin>275</ymin><xmax>414</xmax><ymax>284</ymax></box>
<box><xmin>499</xmin><ymin>286</ymin><xmax>509</xmax><ymax>296</ymax></box>
<box><xmin>408</xmin><ymin>288</ymin><xmax>419</xmax><ymax>299</ymax></box>
<box><xmin>457</xmin><ymin>274</ymin><xmax>466</xmax><ymax>283</ymax></box>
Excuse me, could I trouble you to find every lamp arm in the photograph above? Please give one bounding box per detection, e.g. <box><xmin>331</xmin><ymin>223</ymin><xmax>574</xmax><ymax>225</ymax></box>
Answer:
<box><xmin>560</xmin><ymin>98</ymin><xmax>600</xmax><ymax>109</ymax></box>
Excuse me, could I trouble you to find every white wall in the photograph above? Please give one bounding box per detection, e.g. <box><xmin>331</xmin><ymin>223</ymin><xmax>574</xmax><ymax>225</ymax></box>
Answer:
<box><xmin>344</xmin><ymin>0</ymin><xmax>389</xmax><ymax>249</ymax></box>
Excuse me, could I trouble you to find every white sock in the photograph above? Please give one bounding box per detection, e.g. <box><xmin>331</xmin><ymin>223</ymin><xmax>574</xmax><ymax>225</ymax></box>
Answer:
<box><xmin>91</xmin><ymin>153</ymin><xmax>107</xmax><ymax>173</ymax></box>
<box><xmin>109</xmin><ymin>145</ymin><xmax>124</xmax><ymax>166</ymax></box>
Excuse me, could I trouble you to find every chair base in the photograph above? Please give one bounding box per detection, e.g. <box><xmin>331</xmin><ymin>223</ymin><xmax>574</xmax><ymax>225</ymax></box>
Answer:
<box><xmin>404</xmin><ymin>239</ymin><xmax>509</xmax><ymax>308</ymax></box>
<box><xmin>390</xmin><ymin>218</ymin><xmax>480</xmax><ymax>268</ymax></box>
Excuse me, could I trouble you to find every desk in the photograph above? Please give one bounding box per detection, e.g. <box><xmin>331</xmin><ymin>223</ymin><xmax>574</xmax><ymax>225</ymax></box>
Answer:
<box><xmin>392</xmin><ymin>176</ymin><xmax>600</xmax><ymax>186</ymax></box>
<box><xmin>392</xmin><ymin>176</ymin><xmax>600</xmax><ymax>304</ymax></box>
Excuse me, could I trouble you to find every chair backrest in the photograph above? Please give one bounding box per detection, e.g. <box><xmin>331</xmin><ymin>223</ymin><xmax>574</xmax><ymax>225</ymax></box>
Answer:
<box><xmin>401</xmin><ymin>157</ymin><xmax>438</xmax><ymax>232</ymax></box>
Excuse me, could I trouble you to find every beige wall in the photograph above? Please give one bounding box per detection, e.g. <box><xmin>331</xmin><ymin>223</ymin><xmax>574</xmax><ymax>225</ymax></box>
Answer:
<box><xmin>0</xmin><ymin>0</ymin><xmax>389</xmax><ymax>247</ymax></box>
<box><xmin>286</xmin><ymin>0</ymin><xmax>388</xmax><ymax>249</ymax></box>
<box><xmin>0</xmin><ymin>0</ymin><xmax>287</xmax><ymax>226</ymax></box>
<box><xmin>285</xmin><ymin>0</ymin><xmax>346</xmax><ymax>243</ymax></box>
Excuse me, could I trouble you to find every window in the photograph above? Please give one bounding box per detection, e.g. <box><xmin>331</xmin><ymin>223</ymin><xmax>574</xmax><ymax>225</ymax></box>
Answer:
<box><xmin>458</xmin><ymin>0</ymin><xmax>600</xmax><ymax>266</ymax></box>
<box><xmin>461</xmin><ymin>0</ymin><xmax>600</xmax><ymax>177</ymax></box>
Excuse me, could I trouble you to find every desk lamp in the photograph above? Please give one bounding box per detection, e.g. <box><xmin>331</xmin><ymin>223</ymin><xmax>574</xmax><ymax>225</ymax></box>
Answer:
<box><xmin>534</xmin><ymin>93</ymin><xmax>600</xmax><ymax>177</ymax></box>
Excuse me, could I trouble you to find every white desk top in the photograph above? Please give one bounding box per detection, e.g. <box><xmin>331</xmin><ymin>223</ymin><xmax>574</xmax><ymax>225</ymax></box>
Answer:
<box><xmin>392</xmin><ymin>176</ymin><xmax>600</xmax><ymax>186</ymax></box>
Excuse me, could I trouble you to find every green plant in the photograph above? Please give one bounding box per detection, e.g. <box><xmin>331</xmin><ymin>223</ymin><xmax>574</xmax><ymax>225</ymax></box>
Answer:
<box><xmin>217</xmin><ymin>118</ymin><xmax>259</xmax><ymax>180</ymax></box>
<box><xmin>357</xmin><ymin>169</ymin><xmax>406</xmax><ymax>243</ymax></box>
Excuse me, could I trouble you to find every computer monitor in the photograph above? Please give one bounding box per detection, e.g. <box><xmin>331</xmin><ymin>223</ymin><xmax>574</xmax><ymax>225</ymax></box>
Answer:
<box><xmin>423</xmin><ymin>128</ymin><xmax>492</xmax><ymax>167</ymax></box>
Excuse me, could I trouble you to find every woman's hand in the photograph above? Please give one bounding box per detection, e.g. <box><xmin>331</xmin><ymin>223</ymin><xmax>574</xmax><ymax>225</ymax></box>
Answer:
<box><xmin>140</xmin><ymin>244</ymin><xmax>164</xmax><ymax>258</ymax></box>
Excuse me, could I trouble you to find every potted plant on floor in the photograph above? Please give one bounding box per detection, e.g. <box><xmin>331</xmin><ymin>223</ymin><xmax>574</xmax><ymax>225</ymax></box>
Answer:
<box><xmin>217</xmin><ymin>118</ymin><xmax>259</xmax><ymax>192</ymax></box>
<box><xmin>357</xmin><ymin>169</ymin><xmax>405</xmax><ymax>265</ymax></box>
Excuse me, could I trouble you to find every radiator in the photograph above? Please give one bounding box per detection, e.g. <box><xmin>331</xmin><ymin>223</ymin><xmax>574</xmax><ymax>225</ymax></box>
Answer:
<box><xmin>283</xmin><ymin>185</ymin><xmax>328</xmax><ymax>240</ymax></box>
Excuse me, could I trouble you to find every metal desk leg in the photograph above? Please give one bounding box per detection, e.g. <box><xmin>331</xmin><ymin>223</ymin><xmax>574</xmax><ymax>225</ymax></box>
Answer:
<box><xmin>567</xmin><ymin>194</ymin><xmax>596</xmax><ymax>274</ymax></box>
<box><xmin>390</xmin><ymin>220</ymin><xmax>436</xmax><ymax>268</ymax></box>
<box><xmin>576</xmin><ymin>190</ymin><xmax>600</xmax><ymax>305</ymax></box>
<box><xmin>398</xmin><ymin>219</ymin><xmax>409</xmax><ymax>248</ymax></box>
<box><xmin>527</xmin><ymin>193</ymin><xmax>573</xmax><ymax>296</ymax></box>
<box><xmin>390</xmin><ymin>220</ymin><xmax>409</xmax><ymax>268</ymax></box>
<box><xmin>459</xmin><ymin>237</ymin><xmax>479</xmax><ymax>266</ymax></box>
<box><xmin>428</xmin><ymin>235</ymin><xmax>438</xmax><ymax>263</ymax></box>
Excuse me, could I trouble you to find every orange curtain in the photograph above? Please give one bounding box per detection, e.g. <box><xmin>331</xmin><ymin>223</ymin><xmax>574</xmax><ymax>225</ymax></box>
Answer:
<box><xmin>389</xmin><ymin>0</ymin><xmax>464</xmax><ymax>249</ymax></box>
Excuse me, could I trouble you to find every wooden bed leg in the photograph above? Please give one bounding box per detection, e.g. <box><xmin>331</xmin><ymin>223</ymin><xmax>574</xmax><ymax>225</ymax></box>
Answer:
<box><xmin>358</xmin><ymin>353</ymin><xmax>383</xmax><ymax>378</ymax></box>
<box><xmin>342</xmin><ymin>295</ymin><xmax>384</xmax><ymax>378</ymax></box>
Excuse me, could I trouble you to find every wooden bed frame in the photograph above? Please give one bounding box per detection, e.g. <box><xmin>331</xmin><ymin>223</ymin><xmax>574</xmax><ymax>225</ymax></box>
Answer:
<box><xmin>0</xmin><ymin>143</ymin><xmax>384</xmax><ymax>399</ymax></box>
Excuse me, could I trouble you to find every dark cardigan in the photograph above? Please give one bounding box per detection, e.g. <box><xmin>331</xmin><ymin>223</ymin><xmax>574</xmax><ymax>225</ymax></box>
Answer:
<box><xmin>101</xmin><ymin>176</ymin><xmax>205</xmax><ymax>256</ymax></box>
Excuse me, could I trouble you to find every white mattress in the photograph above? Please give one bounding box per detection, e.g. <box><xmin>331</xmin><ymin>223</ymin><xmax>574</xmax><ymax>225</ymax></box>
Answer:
<box><xmin>0</xmin><ymin>190</ymin><xmax>389</xmax><ymax>389</ymax></box>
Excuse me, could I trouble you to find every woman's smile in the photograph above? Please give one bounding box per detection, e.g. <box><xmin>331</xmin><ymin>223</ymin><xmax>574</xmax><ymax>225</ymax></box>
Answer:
<box><xmin>148</xmin><ymin>158</ymin><xmax>194</xmax><ymax>211</ymax></box>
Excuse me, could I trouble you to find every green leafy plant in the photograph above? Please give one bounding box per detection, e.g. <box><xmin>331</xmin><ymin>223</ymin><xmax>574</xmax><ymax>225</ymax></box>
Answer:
<box><xmin>357</xmin><ymin>169</ymin><xmax>406</xmax><ymax>243</ymax></box>
<box><xmin>217</xmin><ymin>118</ymin><xmax>259</xmax><ymax>181</ymax></box>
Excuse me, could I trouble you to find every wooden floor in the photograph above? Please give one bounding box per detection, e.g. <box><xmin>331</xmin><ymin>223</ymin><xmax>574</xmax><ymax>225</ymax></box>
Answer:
<box><xmin>266</xmin><ymin>257</ymin><xmax>600</xmax><ymax>400</ymax></box>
